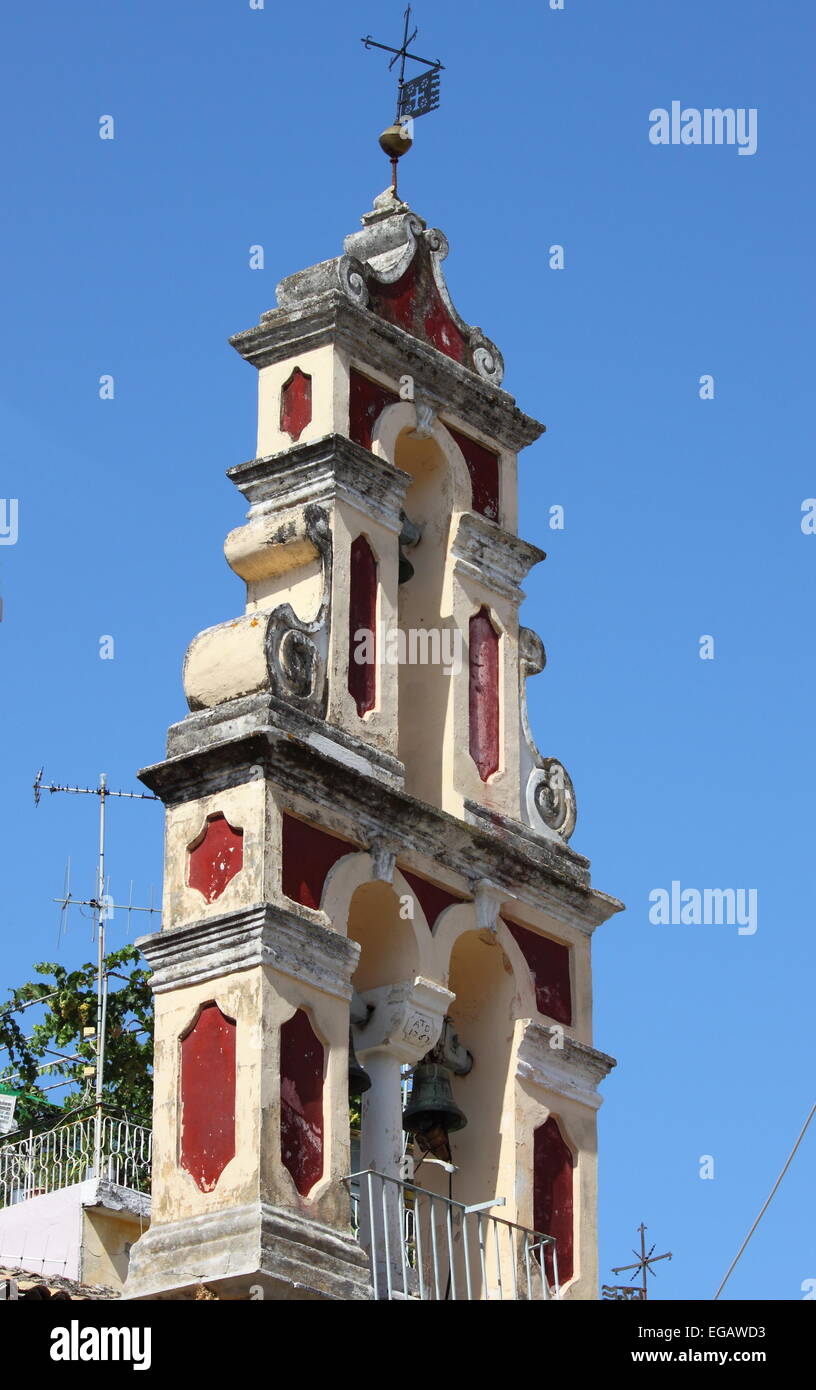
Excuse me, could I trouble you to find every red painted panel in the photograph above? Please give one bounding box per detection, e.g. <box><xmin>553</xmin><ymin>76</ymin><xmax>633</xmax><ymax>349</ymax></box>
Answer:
<box><xmin>400</xmin><ymin>870</ymin><xmax>467</xmax><ymax>932</ymax></box>
<box><xmin>281</xmin><ymin>813</ymin><xmax>356</xmax><ymax>910</ymax></box>
<box><xmin>368</xmin><ymin>251</ymin><xmax>467</xmax><ymax>365</ymax></box>
<box><xmin>348</xmin><ymin>370</ymin><xmax>399</xmax><ymax>450</ymax></box>
<box><xmin>280</xmin><ymin>366</ymin><xmax>312</xmax><ymax>441</ymax></box>
<box><xmin>468</xmin><ymin>607</ymin><xmax>500</xmax><ymax>781</ymax></box>
<box><xmin>422</xmin><ymin>290</ymin><xmax>467</xmax><ymax>364</ymax></box>
<box><xmin>280</xmin><ymin>1008</ymin><xmax>324</xmax><ymax>1197</ymax></box>
<box><xmin>188</xmin><ymin>813</ymin><xmax>244</xmax><ymax>904</ymax></box>
<box><xmin>446</xmin><ymin>425</ymin><xmax>500</xmax><ymax>522</ymax></box>
<box><xmin>502</xmin><ymin>919</ymin><xmax>572</xmax><ymax>1026</ymax></box>
<box><xmin>180</xmin><ymin>1003</ymin><xmax>236</xmax><ymax>1193</ymax></box>
<box><xmin>534</xmin><ymin>1116</ymin><xmax>574</xmax><ymax>1286</ymax></box>
<box><xmin>348</xmin><ymin>534</ymin><xmax>378</xmax><ymax>717</ymax></box>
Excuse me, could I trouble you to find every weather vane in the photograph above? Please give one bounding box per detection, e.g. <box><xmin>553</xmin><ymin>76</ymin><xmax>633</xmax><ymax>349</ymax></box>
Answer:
<box><xmin>602</xmin><ymin>1224</ymin><xmax>673</xmax><ymax>1301</ymax></box>
<box><xmin>362</xmin><ymin>6</ymin><xmax>445</xmax><ymax>194</ymax></box>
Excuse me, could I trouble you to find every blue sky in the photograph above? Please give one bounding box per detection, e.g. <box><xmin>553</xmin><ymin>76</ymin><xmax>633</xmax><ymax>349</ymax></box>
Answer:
<box><xmin>1</xmin><ymin>0</ymin><xmax>813</xmax><ymax>1299</ymax></box>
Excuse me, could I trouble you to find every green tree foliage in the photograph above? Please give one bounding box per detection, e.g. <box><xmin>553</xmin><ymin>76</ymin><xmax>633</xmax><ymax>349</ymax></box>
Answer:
<box><xmin>0</xmin><ymin>945</ymin><xmax>153</xmax><ymax>1132</ymax></box>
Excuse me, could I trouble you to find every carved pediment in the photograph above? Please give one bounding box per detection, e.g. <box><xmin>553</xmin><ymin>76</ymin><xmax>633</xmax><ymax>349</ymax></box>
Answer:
<box><xmin>270</xmin><ymin>197</ymin><xmax>505</xmax><ymax>387</ymax></box>
<box><xmin>346</xmin><ymin>206</ymin><xmax>505</xmax><ymax>385</ymax></box>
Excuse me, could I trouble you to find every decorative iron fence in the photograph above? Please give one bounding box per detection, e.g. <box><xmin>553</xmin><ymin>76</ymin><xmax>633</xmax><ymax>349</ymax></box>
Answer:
<box><xmin>0</xmin><ymin>1116</ymin><xmax>152</xmax><ymax>1209</ymax></box>
<box><xmin>343</xmin><ymin>1168</ymin><xmax>560</xmax><ymax>1301</ymax></box>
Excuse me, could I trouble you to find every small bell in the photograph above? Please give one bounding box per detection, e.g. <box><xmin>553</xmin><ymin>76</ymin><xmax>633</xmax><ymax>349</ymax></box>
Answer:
<box><xmin>348</xmin><ymin>1028</ymin><xmax>371</xmax><ymax>1096</ymax></box>
<box><xmin>398</xmin><ymin>512</ymin><xmax>421</xmax><ymax>585</ymax></box>
<box><xmin>402</xmin><ymin>1063</ymin><xmax>467</xmax><ymax>1159</ymax></box>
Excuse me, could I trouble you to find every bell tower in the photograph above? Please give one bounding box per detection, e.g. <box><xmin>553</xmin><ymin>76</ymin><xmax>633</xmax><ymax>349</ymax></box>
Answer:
<box><xmin>125</xmin><ymin>180</ymin><xmax>622</xmax><ymax>1301</ymax></box>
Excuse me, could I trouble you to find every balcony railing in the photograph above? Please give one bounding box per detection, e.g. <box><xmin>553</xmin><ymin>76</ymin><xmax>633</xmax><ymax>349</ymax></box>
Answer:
<box><xmin>343</xmin><ymin>1168</ymin><xmax>560</xmax><ymax>1301</ymax></box>
<box><xmin>0</xmin><ymin>1116</ymin><xmax>152</xmax><ymax>1209</ymax></box>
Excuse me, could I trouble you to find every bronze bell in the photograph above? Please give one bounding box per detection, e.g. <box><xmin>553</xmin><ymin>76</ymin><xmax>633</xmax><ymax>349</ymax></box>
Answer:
<box><xmin>348</xmin><ymin>1028</ymin><xmax>371</xmax><ymax>1096</ymax></box>
<box><xmin>402</xmin><ymin>1063</ymin><xmax>467</xmax><ymax>1140</ymax></box>
<box><xmin>398</xmin><ymin>512</ymin><xmax>421</xmax><ymax>585</ymax></box>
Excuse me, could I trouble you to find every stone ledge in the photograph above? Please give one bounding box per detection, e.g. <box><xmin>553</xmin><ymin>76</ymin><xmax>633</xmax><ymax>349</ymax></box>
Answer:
<box><xmin>227</xmin><ymin>432</ymin><xmax>412</xmax><ymax>530</ymax></box>
<box><xmin>139</xmin><ymin>727</ymin><xmax>610</xmax><ymax>918</ymax></box>
<box><xmin>516</xmin><ymin>1021</ymin><xmax>617</xmax><ymax>1110</ymax></box>
<box><xmin>124</xmin><ymin>1202</ymin><xmax>372</xmax><ymax>1301</ymax></box>
<box><xmin>165</xmin><ymin>692</ymin><xmax>406</xmax><ymax>788</ymax></box>
<box><xmin>138</xmin><ymin>904</ymin><xmax>360</xmax><ymax>999</ymax></box>
<box><xmin>452</xmin><ymin>512</ymin><xmax>546</xmax><ymax>600</ymax></box>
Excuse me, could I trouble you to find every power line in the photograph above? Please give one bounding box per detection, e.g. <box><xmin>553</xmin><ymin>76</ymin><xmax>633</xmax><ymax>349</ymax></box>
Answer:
<box><xmin>713</xmin><ymin>1099</ymin><xmax>816</xmax><ymax>1300</ymax></box>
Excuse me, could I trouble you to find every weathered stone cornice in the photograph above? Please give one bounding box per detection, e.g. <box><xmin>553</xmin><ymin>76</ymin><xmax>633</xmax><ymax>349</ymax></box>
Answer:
<box><xmin>166</xmin><ymin>690</ymin><xmax>406</xmax><ymax>785</ymax></box>
<box><xmin>227</xmin><ymin>433</ymin><xmax>412</xmax><ymax>532</ymax></box>
<box><xmin>516</xmin><ymin>1021</ymin><xmax>617</xmax><ymax>1110</ymax></box>
<box><xmin>452</xmin><ymin>512</ymin><xmax>546</xmax><ymax>601</ymax></box>
<box><xmin>139</xmin><ymin>708</ymin><xmax>624</xmax><ymax>931</ymax></box>
<box><xmin>138</xmin><ymin>903</ymin><xmax>361</xmax><ymax>1000</ymax></box>
<box><xmin>230</xmin><ymin>292</ymin><xmax>544</xmax><ymax>455</ymax></box>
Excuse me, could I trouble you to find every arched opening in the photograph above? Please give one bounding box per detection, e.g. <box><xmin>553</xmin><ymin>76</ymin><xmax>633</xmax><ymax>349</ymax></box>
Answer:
<box><xmin>393</xmin><ymin>429</ymin><xmax>456</xmax><ymax>807</ymax></box>
<box><xmin>443</xmin><ymin>930</ymin><xmax>516</xmax><ymax>1210</ymax></box>
<box><xmin>407</xmin><ymin>930</ymin><xmax>517</xmax><ymax>1298</ymax></box>
<box><xmin>347</xmin><ymin>881</ymin><xmax>422</xmax><ymax>1273</ymax></box>
<box><xmin>347</xmin><ymin>881</ymin><xmax>419</xmax><ymax>992</ymax></box>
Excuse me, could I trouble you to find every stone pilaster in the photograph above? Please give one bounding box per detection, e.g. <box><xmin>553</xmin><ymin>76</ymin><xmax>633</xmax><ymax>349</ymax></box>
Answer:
<box><xmin>126</xmin><ymin>907</ymin><xmax>371</xmax><ymax>1301</ymax></box>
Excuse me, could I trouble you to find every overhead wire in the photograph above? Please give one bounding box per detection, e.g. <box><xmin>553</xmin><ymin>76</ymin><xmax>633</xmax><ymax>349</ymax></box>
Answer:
<box><xmin>713</xmin><ymin>1100</ymin><xmax>816</xmax><ymax>1300</ymax></box>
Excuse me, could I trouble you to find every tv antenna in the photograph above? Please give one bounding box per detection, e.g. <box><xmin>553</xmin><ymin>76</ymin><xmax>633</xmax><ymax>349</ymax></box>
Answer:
<box><xmin>33</xmin><ymin>769</ymin><xmax>160</xmax><ymax>1174</ymax></box>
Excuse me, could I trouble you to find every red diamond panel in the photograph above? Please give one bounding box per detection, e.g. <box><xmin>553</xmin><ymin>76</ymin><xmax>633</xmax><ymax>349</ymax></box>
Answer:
<box><xmin>180</xmin><ymin>1002</ymin><xmax>236</xmax><ymax>1193</ymax></box>
<box><xmin>280</xmin><ymin>1008</ymin><xmax>324</xmax><ymax>1197</ymax></box>
<box><xmin>188</xmin><ymin>813</ymin><xmax>244</xmax><ymax>904</ymax></box>
<box><xmin>280</xmin><ymin>366</ymin><xmax>312</xmax><ymax>441</ymax></box>
<box><xmin>534</xmin><ymin>1116</ymin><xmax>574</xmax><ymax>1286</ymax></box>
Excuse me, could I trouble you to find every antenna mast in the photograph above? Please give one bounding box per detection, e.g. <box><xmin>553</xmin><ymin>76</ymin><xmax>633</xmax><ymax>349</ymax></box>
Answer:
<box><xmin>33</xmin><ymin>769</ymin><xmax>159</xmax><ymax>1174</ymax></box>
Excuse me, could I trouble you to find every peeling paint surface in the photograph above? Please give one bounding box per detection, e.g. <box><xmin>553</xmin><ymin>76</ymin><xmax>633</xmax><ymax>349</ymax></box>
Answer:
<box><xmin>180</xmin><ymin>1003</ymin><xmax>236</xmax><ymax>1193</ymax></box>
<box><xmin>400</xmin><ymin>869</ymin><xmax>467</xmax><ymax>932</ymax></box>
<box><xmin>280</xmin><ymin>1009</ymin><xmax>324</xmax><ymax>1197</ymax></box>
<box><xmin>280</xmin><ymin>366</ymin><xmax>312</xmax><ymax>441</ymax></box>
<box><xmin>446</xmin><ymin>424</ymin><xmax>500</xmax><ymax>522</ymax></box>
<box><xmin>281</xmin><ymin>813</ymin><xmax>356</xmax><ymax>909</ymax></box>
<box><xmin>468</xmin><ymin>607</ymin><xmax>500</xmax><ymax>781</ymax></box>
<box><xmin>368</xmin><ymin>247</ymin><xmax>467</xmax><ymax>365</ymax></box>
<box><xmin>348</xmin><ymin>369</ymin><xmax>399</xmax><ymax>450</ymax></box>
<box><xmin>503</xmin><ymin>918</ymin><xmax>573</xmax><ymax>1025</ymax></box>
<box><xmin>534</xmin><ymin>1116</ymin><xmax>574</xmax><ymax>1286</ymax></box>
<box><xmin>348</xmin><ymin>534</ymin><xmax>377</xmax><ymax>716</ymax></box>
<box><xmin>188</xmin><ymin>813</ymin><xmax>244</xmax><ymax>904</ymax></box>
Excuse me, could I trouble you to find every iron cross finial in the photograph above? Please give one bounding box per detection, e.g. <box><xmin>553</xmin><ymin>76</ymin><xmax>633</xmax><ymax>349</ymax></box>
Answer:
<box><xmin>362</xmin><ymin>6</ymin><xmax>445</xmax><ymax>123</ymax></box>
<box><xmin>604</xmin><ymin>1222</ymin><xmax>673</xmax><ymax>1300</ymax></box>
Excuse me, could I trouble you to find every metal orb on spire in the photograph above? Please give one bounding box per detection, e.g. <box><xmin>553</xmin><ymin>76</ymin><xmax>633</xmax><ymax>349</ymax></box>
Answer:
<box><xmin>361</xmin><ymin>5</ymin><xmax>445</xmax><ymax>194</ymax></box>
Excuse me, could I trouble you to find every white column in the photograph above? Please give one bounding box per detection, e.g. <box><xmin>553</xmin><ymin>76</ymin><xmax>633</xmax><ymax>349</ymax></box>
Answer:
<box><xmin>357</xmin><ymin>1049</ymin><xmax>405</xmax><ymax>1296</ymax></box>
<box><xmin>359</xmin><ymin>1049</ymin><xmax>405</xmax><ymax>1182</ymax></box>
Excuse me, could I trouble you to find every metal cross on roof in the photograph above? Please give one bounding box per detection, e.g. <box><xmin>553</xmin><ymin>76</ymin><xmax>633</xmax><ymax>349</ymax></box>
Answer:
<box><xmin>362</xmin><ymin>5</ymin><xmax>445</xmax><ymax>123</ymax></box>
<box><xmin>602</xmin><ymin>1224</ymin><xmax>673</xmax><ymax>1301</ymax></box>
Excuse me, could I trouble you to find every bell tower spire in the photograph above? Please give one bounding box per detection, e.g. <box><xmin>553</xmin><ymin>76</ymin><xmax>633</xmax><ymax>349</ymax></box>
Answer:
<box><xmin>125</xmin><ymin>81</ymin><xmax>622</xmax><ymax>1303</ymax></box>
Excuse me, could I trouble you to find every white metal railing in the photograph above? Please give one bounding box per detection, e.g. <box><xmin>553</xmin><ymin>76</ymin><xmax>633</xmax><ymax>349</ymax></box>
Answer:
<box><xmin>343</xmin><ymin>1168</ymin><xmax>560</xmax><ymax>1301</ymax></box>
<box><xmin>0</xmin><ymin>1116</ymin><xmax>152</xmax><ymax>1209</ymax></box>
